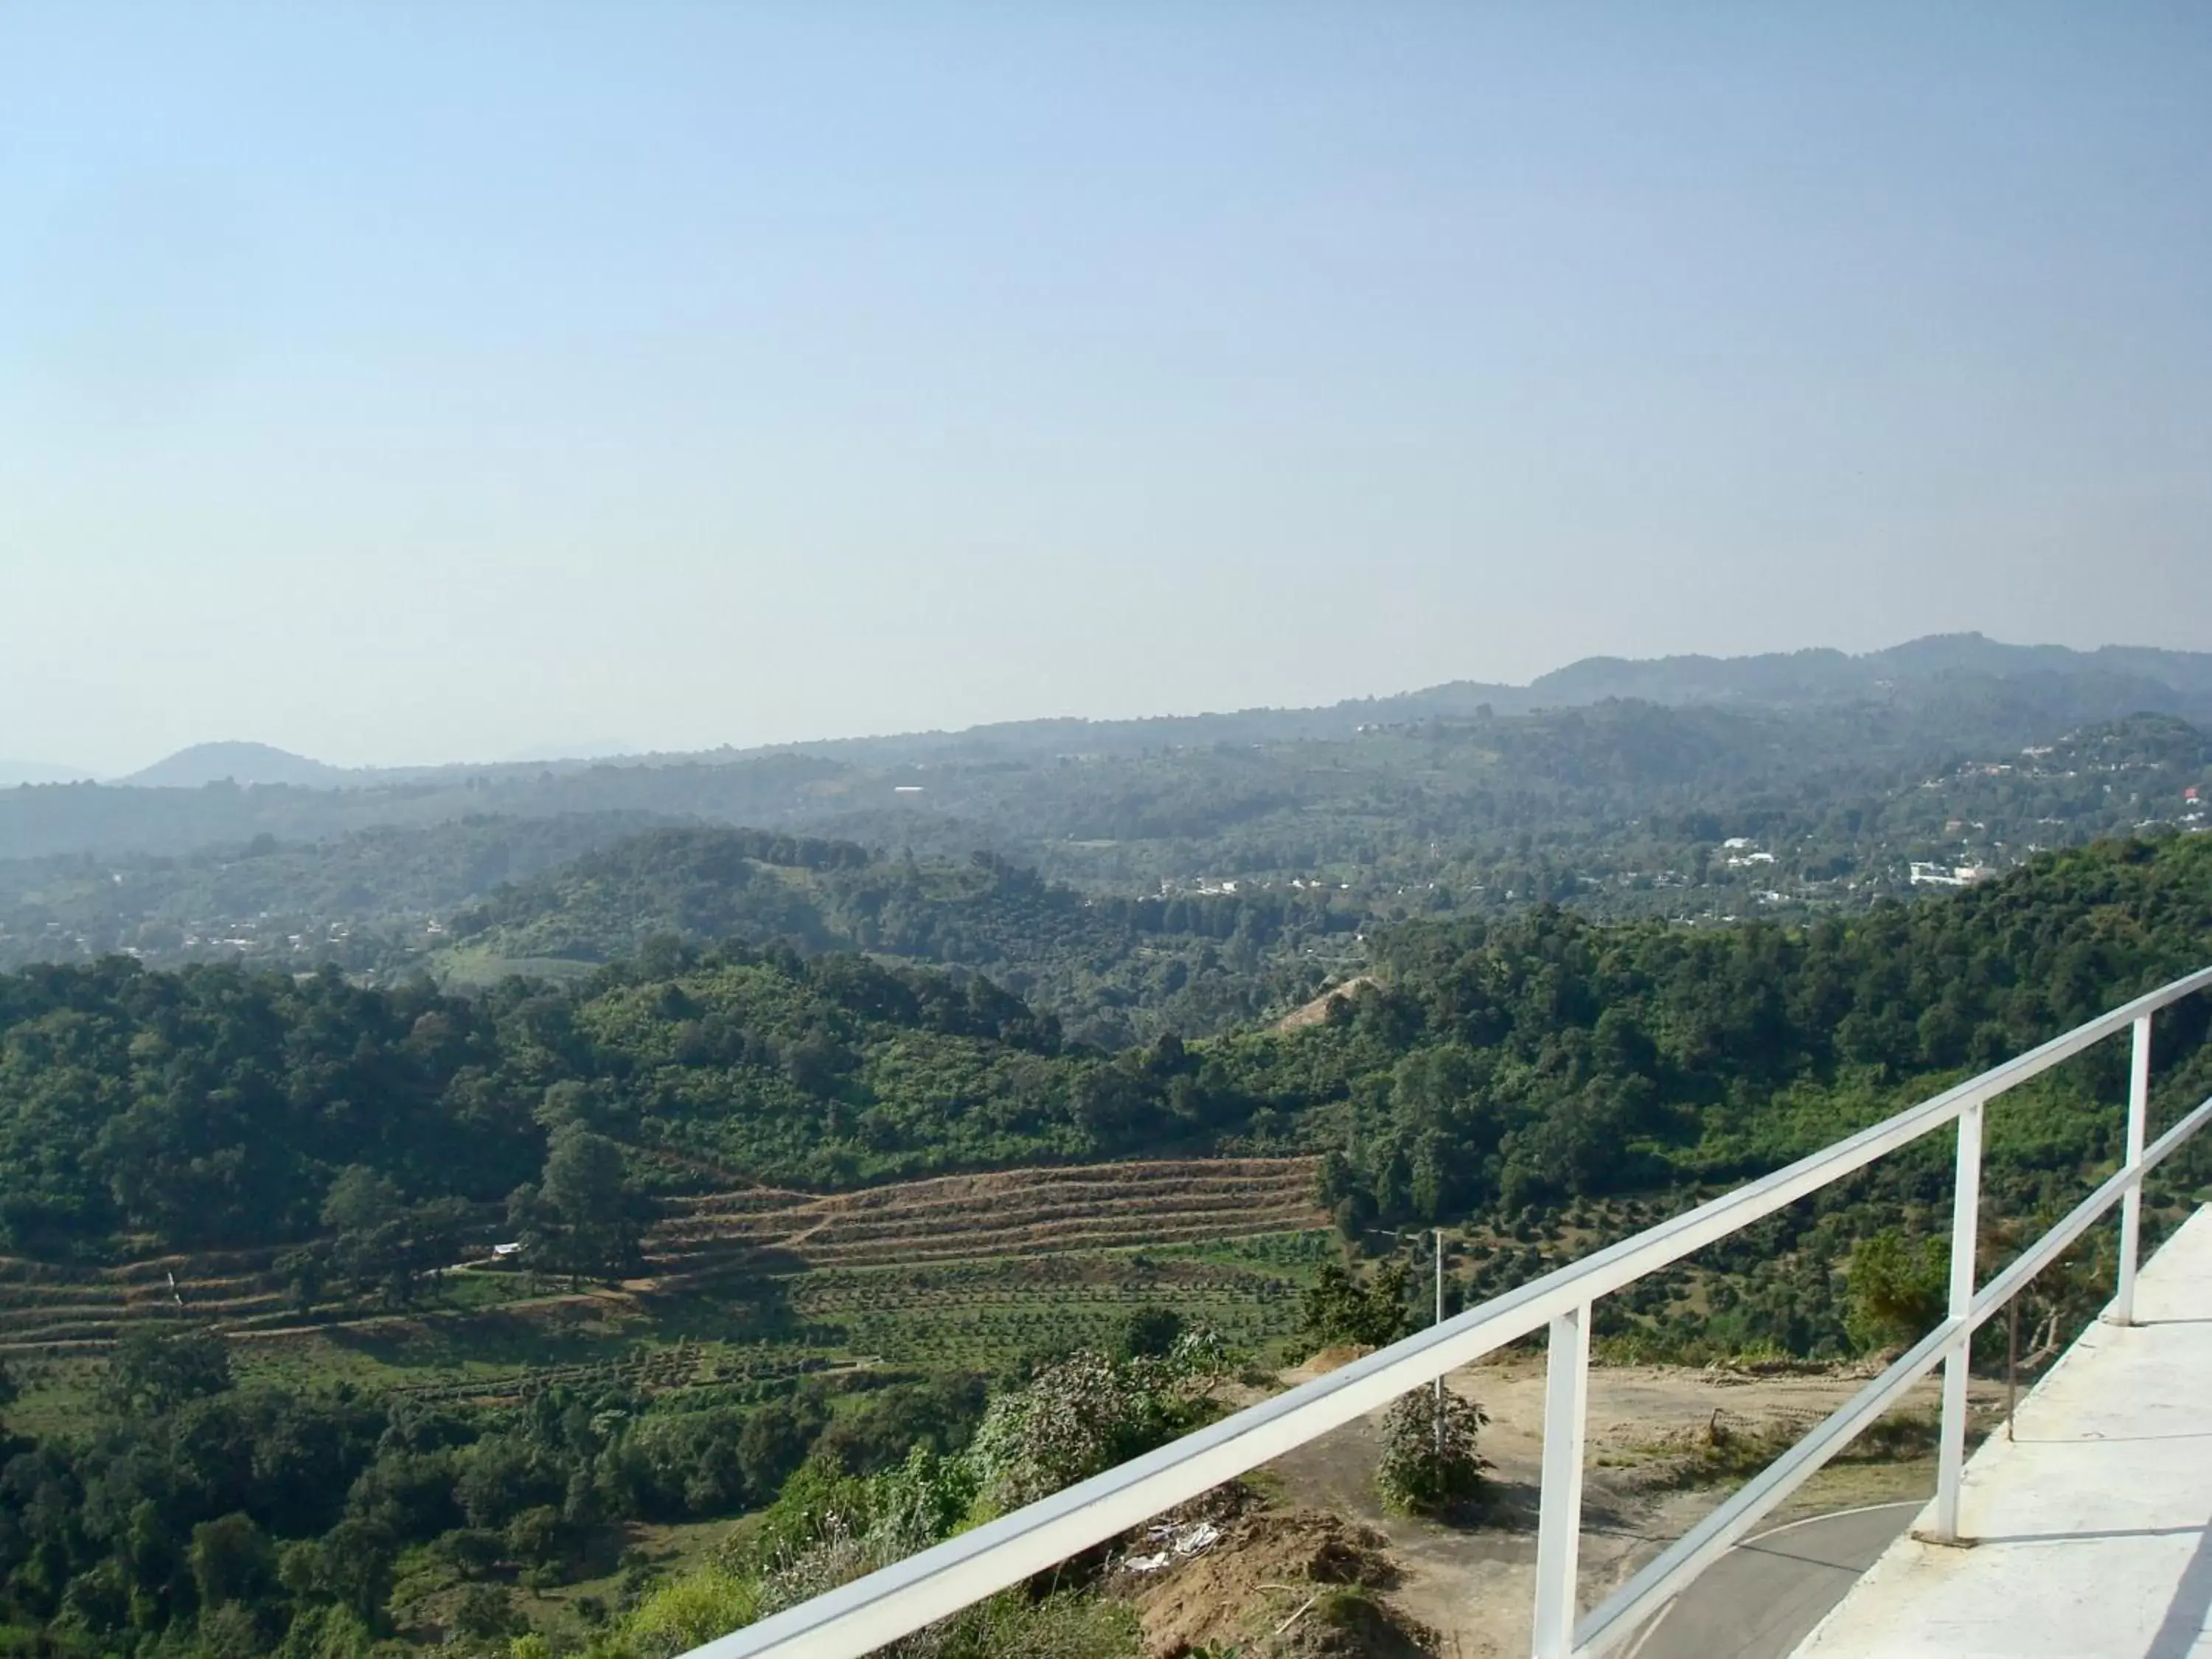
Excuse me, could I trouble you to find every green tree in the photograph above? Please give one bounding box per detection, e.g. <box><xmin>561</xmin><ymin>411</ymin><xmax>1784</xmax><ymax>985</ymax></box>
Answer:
<box><xmin>196</xmin><ymin>1600</ymin><xmax>266</xmax><ymax>1659</ymax></box>
<box><xmin>321</xmin><ymin>1166</ymin><xmax>401</xmax><ymax>1235</ymax></box>
<box><xmin>271</xmin><ymin>1603</ymin><xmax>373</xmax><ymax>1659</ymax></box>
<box><xmin>316</xmin><ymin>1167</ymin><xmax>470</xmax><ymax>1307</ymax></box>
<box><xmin>277</xmin><ymin>1521</ymin><xmax>393</xmax><ymax>1622</ymax></box>
<box><xmin>507</xmin><ymin>1126</ymin><xmax>641</xmax><ymax>1285</ymax></box>
<box><xmin>100</xmin><ymin>1329</ymin><xmax>232</xmax><ymax>1416</ymax></box>
<box><xmin>1115</xmin><ymin>1306</ymin><xmax>1184</xmax><ymax>1360</ymax></box>
<box><xmin>189</xmin><ymin>1513</ymin><xmax>277</xmax><ymax>1609</ymax></box>
<box><xmin>737</xmin><ymin>1399</ymin><xmax>824</xmax><ymax>1503</ymax></box>
<box><xmin>533</xmin><ymin>1079</ymin><xmax>595</xmax><ymax>1133</ymax></box>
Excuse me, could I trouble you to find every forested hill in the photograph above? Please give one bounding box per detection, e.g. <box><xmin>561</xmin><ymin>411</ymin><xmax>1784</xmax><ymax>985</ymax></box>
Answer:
<box><xmin>91</xmin><ymin>631</ymin><xmax>2212</xmax><ymax>785</ymax></box>
<box><xmin>442</xmin><ymin>827</ymin><xmax>1354</xmax><ymax>1045</ymax></box>
<box><xmin>1521</xmin><ymin>634</ymin><xmax>2212</xmax><ymax>712</ymax></box>
<box><xmin>7</xmin><ymin>639</ymin><xmax>2211</xmax><ymax>877</ymax></box>
<box><xmin>1</xmin><ymin>832</ymin><xmax>2206</xmax><ymax>1267</ymax></box>
<box><xmin>7</xmin><ymin>709</ymin><xmax>2208</xmax><ymax>999</ymax></box>
<box><xmin>0</xmin><ymin>944</ymin><xmax>1088</xmax><ymax>1256</ymax></box>
<box><xmin>1234</xmin><ymin>831</ymin><xmax>2212</xmax><ymax>1232</ymax></box>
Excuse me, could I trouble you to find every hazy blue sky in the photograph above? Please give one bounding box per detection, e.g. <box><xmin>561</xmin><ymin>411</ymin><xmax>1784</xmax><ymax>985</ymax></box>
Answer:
<box><xmin>4</xmin><ymin>3</ymin><xmax>2208</xmax><ymax>772</ymax></box>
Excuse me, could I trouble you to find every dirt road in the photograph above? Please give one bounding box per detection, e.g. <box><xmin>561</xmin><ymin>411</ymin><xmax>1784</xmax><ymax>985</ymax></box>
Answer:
<box><xmin>1256</xmin><ymin>1354</ymin><xmax>1973</xmax><ymax>1658</ymax></box>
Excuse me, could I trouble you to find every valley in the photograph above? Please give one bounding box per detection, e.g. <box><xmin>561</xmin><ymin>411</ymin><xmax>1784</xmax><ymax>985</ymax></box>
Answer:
<box><xmin>15</xmin><ymin>0</ymin><xmax>2208</xmax><ymax>1638</ymax></box>
<box><xmin>1</xmin><ymin>641</ymin><xmax>2208</xmax><ymax>1659</ymax></box>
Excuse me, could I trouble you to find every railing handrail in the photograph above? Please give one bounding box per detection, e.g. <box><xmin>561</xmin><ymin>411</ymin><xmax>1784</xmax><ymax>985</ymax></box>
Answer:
<box><xmin>689</xmin><ymin>964</ymin><xmax>2212</xmax><ymax>1659</ymax></box>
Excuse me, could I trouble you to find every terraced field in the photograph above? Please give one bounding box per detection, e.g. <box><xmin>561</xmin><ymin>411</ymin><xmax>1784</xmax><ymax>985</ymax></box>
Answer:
<box><xmin>0</xmin><ymin>1247</ymin><xmax>299</xmax><ymax>1352</ymax></box>
<box><xmin>643</xmin><ymin>1155</ymin><xmax>1327</xmax><ymax>1282</ymax></box>
<box><xmin>0</xmin><ymin>1156</ymin><xmax>1327</xmax><ymax>1354</ymax></box>
<box><xmin>787</xmin><ymin>1246</ymin><xmax>1321</xmax><ymax>1367</ymax></box>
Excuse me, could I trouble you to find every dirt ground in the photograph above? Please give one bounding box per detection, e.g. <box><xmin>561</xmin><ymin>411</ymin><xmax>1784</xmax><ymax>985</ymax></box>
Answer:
<box><xmin>1135</xmin><ymin>1354</ymin><xmax>2003</xmax><ymax>1658</ymax></box>
<box><xmin>1122</xmin><ymin>1488</ymin><xmax>1408</xmax><ymax>1657</ymax></box>
<box><xmin>1273</xmin><ymin>978</ymin><xmax>1378</xmax><ymax>1030</ymax></box>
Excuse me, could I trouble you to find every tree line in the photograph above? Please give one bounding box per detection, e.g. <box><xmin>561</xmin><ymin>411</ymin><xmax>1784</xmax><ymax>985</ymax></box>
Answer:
<box><xmin>4</xmin><ymin>833</ymin><xmax>2207</xmax><ymax>1273</ymax></box>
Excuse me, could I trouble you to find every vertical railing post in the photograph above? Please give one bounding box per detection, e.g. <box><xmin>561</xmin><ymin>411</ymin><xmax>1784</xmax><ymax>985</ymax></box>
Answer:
<box><xmin>2110</xmin><ymin>1014</ymin><xmax>2152</xmax><ymax>1326</ymax></box>
<box><xmin>1930</xmin><ymin>1099</ymin><xmax>1983</xmax><ymax>1543</ymax></box>
<box><xmin>1433</xmin><ymin>1228</ymin><xmax>1446</xmax><ymax>1454</ymax></box>
<box><xmin>1531</xmin><ymin>1301</ymin><xmax>1590</xmax><ymax>1659</ymax></box>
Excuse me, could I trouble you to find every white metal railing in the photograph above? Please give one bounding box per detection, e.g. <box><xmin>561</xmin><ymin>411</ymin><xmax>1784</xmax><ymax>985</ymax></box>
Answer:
<box><xmin>689</xmin><ymin>965</ymin><xmax>2212</xmax><ymax>1659</ymax></box>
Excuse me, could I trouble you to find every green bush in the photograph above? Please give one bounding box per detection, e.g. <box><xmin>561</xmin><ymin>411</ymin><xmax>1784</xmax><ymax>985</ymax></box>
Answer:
<box><xmin>1374</xmin><ymin>1389</ymin><xmax>1489</xmax><ymax>1516</ymax></box>
<box><xmin>1299</xmin><ymin>1261</ymin><xmax>1412</xmax><ymax>1352</ymax></box>
<box><xmin>1844</xmin><ymin>1231</ymin><xmax>1948</xmax><ymax>1351</ymax></box>
<box><xmin>622</xmin><ymin>1569</ymin><xmax>759</xmax><ymax>1659</ymax></box>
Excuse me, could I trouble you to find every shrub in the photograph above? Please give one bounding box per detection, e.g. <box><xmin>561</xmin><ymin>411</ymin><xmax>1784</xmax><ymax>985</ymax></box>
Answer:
<box><xmin>453</xmin><ymin>1584</ymin><xmax>523</xmax><ymax>1641</ymax></box>
<box><xmin>1844</xmin><ymin>1231</ymin><xmax>1947</xmax><ymax>1352</ymax></box>
<box><xmin>967</xmin><ymin>1339</ymin><xmax>1223</xmax><ymax>1512</ymax></box>
<box><xmin>1299</xmin><ymin>1262</ymin><xmax>1411</xmax><ymax>1352</ymax></box>
<box><xmin>735</xmin><ymin>1461</ymin><xmax>873</xmax><ymax>1575</ymax></box>
<box><xmin>623</xmin><ymin>1568</ymin><xmax>759</xmax><ymax>1659</ymax></box>
<box><xmin>1116</xmin><ymin>1306</ymin><xmax>1183</xmax><ymax>1359</ymax></box>
<box><xmin>1374</xmin><ymin>1389</ymin><xmax>1489</xmax><ymax>1516</ymax></box>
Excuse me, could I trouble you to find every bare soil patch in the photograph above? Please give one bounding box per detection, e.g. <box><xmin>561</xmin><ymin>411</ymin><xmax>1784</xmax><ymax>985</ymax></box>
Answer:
<box><xmin>1127</xmin><ymin>1504</ymin><xmax>1399</xmax><ymax>1656</ymax></box>
<box><xmin>1273</xmin><ymin>978</ymin><xmax>1377</xmax><ymax>1030</ymax></box>
<box><xmin>1156</xmin><ymin>1354</ymin><xmax>1998</xmax><ymax>1658</ymax></box>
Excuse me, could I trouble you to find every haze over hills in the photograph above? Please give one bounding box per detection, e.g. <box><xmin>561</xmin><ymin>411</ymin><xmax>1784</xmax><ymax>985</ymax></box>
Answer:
<box><xmin>10</xmin><ymin>10</ymin><xmax>2209</xmax><ymax>1654</ymax></box>
<box><xmin>4</xmin><ymin>668</ymin><xmax>2204</xmax><ymax>1011</ymax></box>
<box><xmin>1526</xmin><ymin>635</ymin><xmax>2212</xmax><ymax>709</ymax></box>
<box><xmin>0</xmin><ymin>632</ymin><xmax>2202</xmax><ymax>876</ymax></box>
<box><xmin>2</xmin><ymin>637</ymin><xmax>2208</xmax><ymax>1644</ymax></box>
<box><xmin>94</xmin><ymin>633</ymin><xmax>2212</xmax><ymax>789</ymax></box>
<box><xmin>0</xmin><ymin>760</ymin><xmax>91</xmax><ymax>788</ymax></box>
<box><xmin>116</xmin><ymin>741</ymin><xmax>357</xmax><ymax>790</ymax></box>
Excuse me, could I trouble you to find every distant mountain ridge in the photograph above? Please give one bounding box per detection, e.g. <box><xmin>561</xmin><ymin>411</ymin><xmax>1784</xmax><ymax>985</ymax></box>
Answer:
<box><xmin>119</xmin><ymin>742</ymin><xmax>353</xmax><ymax>789</ymax></box>
<box><xmin>734</xmin><ymin>632</ymin><xmax>2212</xmax><ymax>764</ymax></box>
<box><xmin>85</xmin><ymin>632</ymin><xmax>2212</xmax><ymax>793</ymax></box>
<box><xmin>1527</xmin><ymin>634</ymin><xmax>2212</xmax><ymax>708</ymax></box>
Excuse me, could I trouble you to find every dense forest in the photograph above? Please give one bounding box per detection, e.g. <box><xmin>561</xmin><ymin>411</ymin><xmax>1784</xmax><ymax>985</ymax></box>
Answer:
<box><xmin>4</xmin><ymin>832</ymin><xmax>2205</xmax><ymax>1264</ymax></box>
<box><xmin>0</xmin><ymin>942</ymin><xmax>1087</xmax><ymax>1258</ymax></box>
<box><xmin>1248</xmin><ymin>830</ymin><xmax>2212</xmax><ymax>1221</ymax></box>
<box><xmin>0</xmin><ymin>1325</ymin><xmax>1004</xmax><ymax>1659</ymax></box>
<box><xmin>442</xmin><ymin>830</ymin><xmax>1353</xmax><ymax>1046</ymax></box>
<box><xmin>0</xmin><ymin>820</ymin><xmax>1350</xmax><ymax>1048</ymax></box>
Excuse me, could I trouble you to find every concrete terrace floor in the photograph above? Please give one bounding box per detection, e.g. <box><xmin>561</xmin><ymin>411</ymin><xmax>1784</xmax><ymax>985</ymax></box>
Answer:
<box><xmin>1792</xmin><ymin>1204</ymin><xmax>2212</xmax><ymax>1659</ymax></box>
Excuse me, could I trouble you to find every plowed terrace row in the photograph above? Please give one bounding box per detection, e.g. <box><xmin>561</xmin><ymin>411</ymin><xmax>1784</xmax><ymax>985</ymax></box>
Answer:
<box><xmin>641</xmin><ymin>1156</ymin><xmax>1326</xmax><ymax>1282</ymax></box>
<box><xmin>0</xmin><ymin>1156</ymin><xmax>1325</xmax><ymax>1349</ymax></box>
